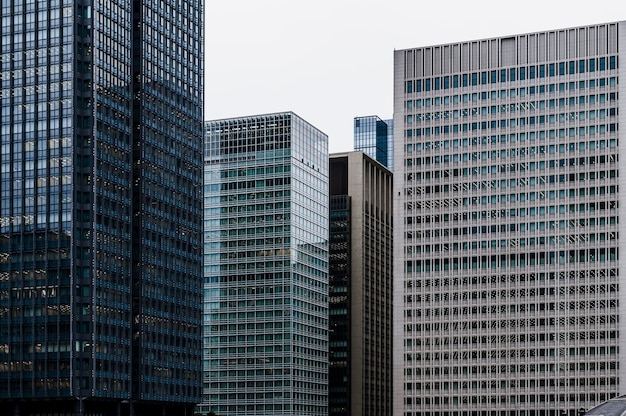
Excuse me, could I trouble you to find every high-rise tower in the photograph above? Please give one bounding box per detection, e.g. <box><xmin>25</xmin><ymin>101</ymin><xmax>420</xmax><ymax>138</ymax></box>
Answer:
<box><xmin>0</xmin><ymin>1</ymin><xmax>204</xmax><ymax>415</ymax></box>
<box><xmin>354</xmin><ymin>116</ymin><xmax>394</xmax><ymax>170</ymax></box>
<box><xmin>328</xmin><ymin>151</ymin><xmax>393</xmax><ymax>416</ymax></box>
<box><xmin>394</xmin><ymin>22</ymin><xmax>625</xmax><ymax>415</ymax></box>
<box><xmin>202</xmin><ymin>112</ymin><xmax>329</xmax><ymax>416</ymax></box>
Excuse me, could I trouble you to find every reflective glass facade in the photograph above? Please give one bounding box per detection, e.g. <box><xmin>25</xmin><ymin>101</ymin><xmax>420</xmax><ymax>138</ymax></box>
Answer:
<box><xmin>328</xmin><ymin>193</ymin><xmax>350</xmax><ymax>416</ymax></box>
<box><xmin>0</xmin><ymin>0</ymin><xmax>203</xmax><ymax>415</ymax></box>
<box><xmin>202</xmin><ymin>113</ymin><xmax>329</xmax><ymax>416</ymax></box>
<box><xmin>394</xmin><ymin>22</ymin><xmax>625</xmax><ymax>415</ymax></box>
<box><xmin>354</xmin><ymin>116</ymin><xmax>394</xmax><ymax>170</ymax></box>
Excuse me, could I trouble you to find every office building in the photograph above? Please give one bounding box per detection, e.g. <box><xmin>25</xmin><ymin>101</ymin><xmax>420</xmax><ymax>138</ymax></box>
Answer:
<box><xmin>202</xmin><ymin>112</ymin><xmax>329</xmax><ymax>416</ymax></box>
<box><xmin>354</xmin><ymin>116</ymin><xmax>394</xmax><ymax>170</ymax></box>
<box><xmin>0</xmin><ymin>1</ymin><xmax>204</xmax><ymax>415</ymax></box>
<box><xmin>393</xmin><ymin>22</ymin><xmax>624</xmax><ymax>415</ymax></box>
<box><xmin>328</xmin><ymin>152</ymin><xmax>393</xmax><ymax>416</ymax></box>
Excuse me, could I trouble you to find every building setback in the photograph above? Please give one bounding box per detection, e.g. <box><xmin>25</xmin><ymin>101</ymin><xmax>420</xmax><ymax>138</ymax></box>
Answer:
<box><xmin>202</xmin><ymin>112</ymin><xmax>329</xmax><ymax>416</ymax></box>
<box><xmin>0</xmin><ymin>0</ymin><xmax>204</xmax><ymax>415</ymax></box>
<box><xmin>393</xmin><ymin>22</ymin><xmax>625</xmax><ymax>415</ymax></box>
<box><xmin>329</xmin><ymin>152</ymin><xmax>393</xmax><ymax>416</ymax></box>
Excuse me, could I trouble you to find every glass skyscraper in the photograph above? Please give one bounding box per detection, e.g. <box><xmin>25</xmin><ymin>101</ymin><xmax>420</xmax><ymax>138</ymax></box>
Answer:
<box><xmin>394</xmin><ymin>22</ymin><xmax>624</xmax><ymax>415</ymax></box>
<box><xmin>0</xmin><ymin>0</ymin><xmax>204</xmax><ymax>415</ymax></box>
<box><xmin>354</xmin><ymin>115</ymin><xmax>394</xmax><ymax>170</ymax></box>
<box><xmin>202</xmin><ymin>112</ymin><xmax>329</xmax><ymax>416</ymax></box>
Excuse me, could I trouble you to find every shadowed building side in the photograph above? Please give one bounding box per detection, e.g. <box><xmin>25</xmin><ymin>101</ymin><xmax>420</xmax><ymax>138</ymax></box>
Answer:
<box><xmin>329</xmin><ymin>151</ymin><xmax>393</xmax><ymax>416</ymax></box>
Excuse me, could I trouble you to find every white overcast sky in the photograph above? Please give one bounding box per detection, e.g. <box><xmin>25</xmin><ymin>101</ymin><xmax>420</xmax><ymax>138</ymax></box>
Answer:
<box><xmin>204</xmin><ymin>0</ymin><xmax>623</xmax><ymax>154</ymax></box>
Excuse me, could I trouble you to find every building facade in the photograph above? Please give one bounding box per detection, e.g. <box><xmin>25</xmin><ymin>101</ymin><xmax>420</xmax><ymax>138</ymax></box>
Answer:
<box><xmin>0</xmin><ymin>0</ymin><xmax>204</xmax><ymax>415</ymax></box>
<box><xmin>202</xmin><ymin>112</ymin><xmax>329</xmax><ymax>416</ymax></box>
<box><xmin>393</xmin><ymin>22</ymin><xmax>625</xmax><ymax>415</ymax></box>
<box><xmin>354</xmin><ymin>116</ymin><xmax>394</xmax><ymax>170</ymax></box>
<box><xmin>328</xmin><ymin>152</ymin><xmax>393</xmax><ymax>416</ymax></box>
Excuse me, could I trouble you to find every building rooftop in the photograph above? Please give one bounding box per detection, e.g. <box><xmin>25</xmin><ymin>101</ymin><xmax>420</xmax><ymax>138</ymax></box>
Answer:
<box><xmin>586</xmin><ymin>396</ymin><xmax>626</xmax><ymax>415</ymax></box>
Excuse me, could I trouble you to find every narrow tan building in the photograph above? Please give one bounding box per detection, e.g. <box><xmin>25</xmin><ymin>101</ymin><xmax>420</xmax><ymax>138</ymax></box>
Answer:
<box><xmin>329</xmin><ymin>152</ymin><xmax>393</xmax><ymax>416</ymax></box>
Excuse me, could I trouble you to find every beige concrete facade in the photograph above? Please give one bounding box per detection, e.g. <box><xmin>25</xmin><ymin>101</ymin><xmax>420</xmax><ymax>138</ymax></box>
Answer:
<box><xmin>329</xmin><ymin>152</ymin><xmax>393</xmax><ymax>416</ymax></box>
<box><xmin>393</xmin><ymin>21</ymin><xmax>626</xmax><ymax>415</ymax></box>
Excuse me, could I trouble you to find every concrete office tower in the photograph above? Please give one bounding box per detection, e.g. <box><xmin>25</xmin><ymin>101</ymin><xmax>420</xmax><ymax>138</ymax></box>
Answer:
<box><xmin>0</xmin><ymin>0</ymin><xmax>204</xmax><ymax>415</ymax></box>
<box><xmin>202</xmin><ymin>113</ymin><xmax>329</xmax><ymax>416</ymax></box>
<box><xmin>393</xmin><ymin>22</ymin><xmax>625</xmax><ymax>415</ymax></box>
<box><xmin>328</xmin><ymin>152</ymin><xmax>393</xmax><ymax>416</ymax></box>
<box><xmin>354</xmin><ymin>116</ymin><xmax>394</xmax><ymax>170</ymax></box>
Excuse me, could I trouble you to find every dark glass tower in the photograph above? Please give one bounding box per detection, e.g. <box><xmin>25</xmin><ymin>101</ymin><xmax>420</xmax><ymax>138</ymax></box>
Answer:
<box><xmin>0</xmin><ymin>0</ymin><xmax>204</xmax><ymax>415</ymax></box>
<box><xmin>353</xmin><ymin>116</ymin><xmax>393</xmax><ymax>170</ymax></box>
